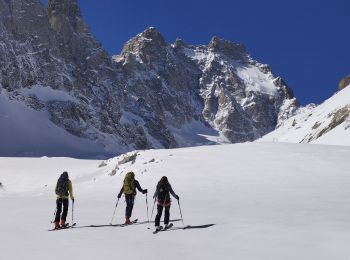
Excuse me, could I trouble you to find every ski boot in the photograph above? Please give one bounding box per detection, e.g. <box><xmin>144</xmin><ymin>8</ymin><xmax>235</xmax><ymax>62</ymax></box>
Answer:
<box><xmin>54</xmin><ymin>221</ymin><xmax>60</xmax><ymax>230</ymax></box>
<box><xmin>124</xmin><ymin>217</ymin><xmax>132</xmax><ymax>225</ymax></box>
<box><xmin>60</xmin><ymin>220</ymin><xmax>69</xmax><ymax>229</ymax></box>
<box><xmin>155</xmin><ymin>225</ymin><xmax>163</xmax><ymax>231</ymax></box>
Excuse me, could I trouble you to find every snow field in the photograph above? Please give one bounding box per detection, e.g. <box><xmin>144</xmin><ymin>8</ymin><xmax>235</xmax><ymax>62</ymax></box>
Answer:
<box><xmin>1</xmin><ymin>143</ymin><xmax>350</xmax><ymax>259</ymax></box>
<box><xmin>261</xmin><ymin>86</ymin><xmax>350</xmax><ymax>146</ymax></box>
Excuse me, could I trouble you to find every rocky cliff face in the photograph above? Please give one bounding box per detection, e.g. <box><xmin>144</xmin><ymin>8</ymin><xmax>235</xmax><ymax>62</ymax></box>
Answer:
<box><xmin>0</xmin><ymin>0</ymin><xmax>299</xmax><ymax>157</ymax></box>
<box><xmin>114</xmin><ymin>28</ymin><xmax>298</xmax><ymax>146</ymax></box>
<box><xmin>0</xmin><ymin>0</ymin><xmax>149</xmax><ymax>156</ymax></box>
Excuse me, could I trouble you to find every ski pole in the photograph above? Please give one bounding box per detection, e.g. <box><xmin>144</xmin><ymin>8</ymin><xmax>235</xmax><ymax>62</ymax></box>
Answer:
<box><xmin>110</xmin><ymin>198</ymin><xmax>119</xmax><ymax>225</ymax></box>
<box><xmin>148</xmin><ymin>199</ymin><xmax>156</xmax><ymax>229</ymax></box>
<box><xmin>146</xmin><ymin>193</ymin><xmax>150</xmax><ymax>224</ymax></box>
<box><xmin>177</xmin><ymin>199</ymin><xmax>184</xmax><ymax>226</ymax></box>
<box><xmin>72</xmin><ymin>199</ymin><xmax>74</xmax><ymax>224</ymax></box>
<box><xmin>51</xmin><ymin>208</ymin><xmax>57</xmax><ymax>223</ymax></box>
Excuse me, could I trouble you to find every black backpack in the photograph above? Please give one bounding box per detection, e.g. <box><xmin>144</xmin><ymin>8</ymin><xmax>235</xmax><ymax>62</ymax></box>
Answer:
<box><xmin>157</xmin><ymin>182</ymin><xmax>170</xmax><ymax>201</ymax></box>
<box><xmin>55</xmin><ymin>174</ymin><xmax>69</xmax><ymax>197</ymax></box>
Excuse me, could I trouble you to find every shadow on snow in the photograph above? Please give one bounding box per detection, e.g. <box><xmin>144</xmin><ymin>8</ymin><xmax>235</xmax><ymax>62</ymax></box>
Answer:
<box><xmin>73</xmin><ymin>219</ymin><xmax>184</xmax><ymax>229</ymax></box>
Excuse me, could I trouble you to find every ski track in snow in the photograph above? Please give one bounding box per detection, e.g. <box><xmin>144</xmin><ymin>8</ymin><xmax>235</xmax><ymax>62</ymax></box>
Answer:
<box><xmin>1</xmin><ymin>143</ymin><xmax>350</xmax><ymax>259</ymax></box>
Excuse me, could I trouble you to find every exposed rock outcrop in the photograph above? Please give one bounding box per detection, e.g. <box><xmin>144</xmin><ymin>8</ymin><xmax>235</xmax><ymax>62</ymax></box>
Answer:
<box><xmin>339</xmin><ymin>75</ymin><xmax>350</xmax><ymax>91</ymax></box>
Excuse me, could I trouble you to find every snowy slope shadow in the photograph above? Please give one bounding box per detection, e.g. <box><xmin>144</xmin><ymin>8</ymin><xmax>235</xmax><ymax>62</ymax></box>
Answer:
<box><xmin>74</xmin><ymin>219</ymin><xmax>183</xmax><ymax>229</ymax></box>
<box><xmin>164</xmin><ymin>224</ymin><xmax>215</xmax><ymax>231</ymax></box>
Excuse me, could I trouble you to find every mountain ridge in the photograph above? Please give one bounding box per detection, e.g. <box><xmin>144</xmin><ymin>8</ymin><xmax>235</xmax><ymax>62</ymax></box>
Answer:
<box><xmin>0</xmin><ymin>0</ymin><xmax>298</xmax><ymax>157</ymax></box>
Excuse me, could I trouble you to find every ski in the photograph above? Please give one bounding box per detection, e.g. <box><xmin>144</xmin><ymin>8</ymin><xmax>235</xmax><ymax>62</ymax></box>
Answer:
<box><xmin>164</xmin><ymin>223</ymin><xmax>174</xmax><ymax>230</ymax></box>
<box><xmin>120</xmin><ymin>219</ymin><xmax>138</xmax><ymax>227</ymax></box>
<box><xmin>88</xmin><ymin>224</ymin><xmax>124</xmax><ymax>228</ymax></box>
<box><xmin>153</xmin><ymin>223</ymin><xmax>173</xmax><ymax>234</ymax></box>
<box><xmin>48</xmin><ymin>223</ymin><xmax>76</xmax><ymax>231</ymax></box>
<box><xmin>154</xmin><ymin>224</ymin><xmax>214</xmax><ymax>233</ymax></box>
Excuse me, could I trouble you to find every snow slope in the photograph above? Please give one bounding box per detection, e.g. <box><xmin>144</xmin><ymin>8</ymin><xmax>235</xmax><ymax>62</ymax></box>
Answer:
<box><xmin>260</xmin><ymin>86</ymin><xmax>350</xmax><ymax>146</ymax></box>
<box><xmin>1</xmin><ymin>143</ymin><xmax>350</xmax><ymax>260</ymax></box>
<box><xmin>0</xmin><ymin>92</ymin><xmax>117</xmax><ymax>158</ymax></box>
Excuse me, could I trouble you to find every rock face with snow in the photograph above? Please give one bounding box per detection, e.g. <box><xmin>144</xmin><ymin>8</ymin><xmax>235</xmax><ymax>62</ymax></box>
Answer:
<box><xmin>114</xmin><ymin>28</ymin><xmax>298</xmax><ymax>146</ymax></box>
<box><xmin>0</xmin><ymin>0</ymin><xmax>149</xmax><ymax>156</ymax></box>
<box><xmin>0</xmin><ymin>0</ymin><xmax>298</xmax><ymax>157</ymax></box>
<box><xmin>260</xmin><ymin>86</ymin><xmax>350</xmax><ymax>146</ymax></box>
<box><xmin>339</xmin><ymin>75</ymin><xmax>350</xmax><ymax>90</ymax></box>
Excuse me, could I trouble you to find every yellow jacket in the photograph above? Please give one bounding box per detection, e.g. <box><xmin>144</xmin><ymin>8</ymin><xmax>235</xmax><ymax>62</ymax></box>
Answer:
<box><xmin>55</xmin><ymin>180</ymin><xmax>74</xmax><ymax>200</ymax></box>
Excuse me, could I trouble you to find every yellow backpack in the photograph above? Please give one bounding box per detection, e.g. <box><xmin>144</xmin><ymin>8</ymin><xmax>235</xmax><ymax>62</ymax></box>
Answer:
<box><xmin>123</xmin><ymin>172</ymin><xmax>135</xmax><ymax>195</ymax></box>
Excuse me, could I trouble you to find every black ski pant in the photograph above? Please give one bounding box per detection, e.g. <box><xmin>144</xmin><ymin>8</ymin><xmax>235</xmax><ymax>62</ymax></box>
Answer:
<box><xmin>125</xmin><ymin>194</ymin><xmax>135</xmax><ymax>218</ymax></box>
<box><xmin>54</xmin><ymin>198</ymin><xmax>69</xmax><ymax>222</ymax></box>
<box><xmin>155</xmin><ymin>205</ymin><xmax>170</xmax><ymax>227</ymax></box>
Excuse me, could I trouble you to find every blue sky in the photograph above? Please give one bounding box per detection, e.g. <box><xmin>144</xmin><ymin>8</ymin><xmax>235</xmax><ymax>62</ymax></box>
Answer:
<box><xmin>41</xmin><ymin>0</ymin><xmax>350</xmax><ymax>105</ymax></box>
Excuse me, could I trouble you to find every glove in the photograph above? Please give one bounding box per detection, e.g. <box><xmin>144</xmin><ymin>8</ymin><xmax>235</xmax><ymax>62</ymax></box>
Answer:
<box><xmin>143</xmin><ymin>189</ymin><xmax>148</xmax><ymax>194</ymax></box>
<box><xmin>72</xmin><ymin>198</ymin><xmax>75</xmax><ymax>203</ymax></box>
<box><xmin>175</xmin><ymin>195</ymin><xmax>179</xmax><ymax>200</ymax></box>
<box><xmin>117</xmin><ymin>193</ymin><xmax>122</xmax><ymax>199</ymax></box>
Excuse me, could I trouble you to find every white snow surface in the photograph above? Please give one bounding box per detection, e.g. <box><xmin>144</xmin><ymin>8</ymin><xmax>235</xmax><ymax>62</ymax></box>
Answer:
<box><xmin>0</xmin><ymin>92</ymin><xmax>111</xmax><ymax>158</ymax></box>
<box><xmin>1</xmin><ymin>143</ymin><xmax>350</xmax><ymax>260</ymax></box>
<box><xmin>260</xmin><ymin>86</ymin><xmax>350</xmax><ymax>146</ymax></box>
<box><xmin>169</xmin><ymin>120</ymin><xmax>231</xmax><ymax>146</ymax></box>
<box><xmin>235</xmin><ymin>65</ymin><xmax>278</xmax><ymax>96</ymax></box>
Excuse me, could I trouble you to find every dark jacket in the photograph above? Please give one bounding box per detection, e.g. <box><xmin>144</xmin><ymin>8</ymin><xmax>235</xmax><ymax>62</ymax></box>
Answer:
<box><xmin>153</xmin><ymin>182</ymin><xmax>178</xmax><ymax>205</ymax></box>
<box><xmin>118</xmin><ymin>180</ymin><xmax>146</xmax><ymax>197</ymax></box>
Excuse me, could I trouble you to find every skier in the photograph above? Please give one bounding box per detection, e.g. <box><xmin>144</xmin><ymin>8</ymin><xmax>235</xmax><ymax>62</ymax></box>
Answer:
<box><xmin>153</xmin><ymin>176</ymin><xmax>179</xmax><ymax>231</ymax></box>
<box><xmin>117</xmin><ymin>171</ymin><xmax>147</xmax><ymax>224</ymax></box>
<box><xmin>54</xmin><ymin>171</ymin><xmax>74</xmax><ymax>229</ymax></box>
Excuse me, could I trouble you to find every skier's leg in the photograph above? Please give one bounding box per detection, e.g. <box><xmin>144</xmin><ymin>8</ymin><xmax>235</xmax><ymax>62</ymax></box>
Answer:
<box><xmin>129</xmin><ymin>196</ymin><xmax>135</xmax><ymax>218</ymax></box>
<box><xmin>53</xmin><ymin>199</ymin><xmax>62</xmax><ymax>228</ymax></box>
<box><xmin>125</xmin><ymin>195</ymin><xmax>133</xmax><ymax>224</ymax></box>
<box><xmin>126</xmin><ymin>196</ymin><xmax>133</xmax><ymax>218</ymax></box>
<box><xmin>164</xmin><ymin>206</ymin><xmax>170</xmax><ymax>225</ymax></box>
<box><xmin>61</xmin><ymin>198</ymin><xmax>69</xmax><ymax>224</ymax></box>
<box><xmin>125</xmin><ymin>196</ymin><xmax>129</xmax><ymax>218</ymax></box>
<box><xmin>155</xmin><ymin>204</ymin><xmax>163</xmax><ymax>227</ymax></box>
<box><xmin>54</xmin><ymin>198</ymin><xmax>62</xmax><ymax>223</ymax></box>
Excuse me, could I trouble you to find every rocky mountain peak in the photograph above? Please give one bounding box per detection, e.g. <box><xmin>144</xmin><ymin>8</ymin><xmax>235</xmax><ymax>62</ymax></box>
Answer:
<box><xmin>120</xmin><ymin>27</ymin><xmax>168</xmax><ymax>62</ymax></box>
<box><xmin>173</xmin><ymin>38</ymin><xmax>188</xmax><ymax>49</ymax></box>
<box><xmin>208</xmin><ymin>36</ymin><xmax>247</xmax><ymax>59</ymax></box>
<box><xmin>47</xmin><ymin>0</ymin><xmax>89</xmax><ymax>37</ymax></box>
<box><xmin>47</xmin><ymin>0</ymin><xmax>81</xmax><ymax>15</ymax></box>
<box><xmin>140</xmin><ymin>27</ymin><xmax>166</xmax><ymax>43</ymax></box>
<box><xmin>47</xmin><ymin>0</ymin><xmax>110</xmax><ymax>81</ymax></box>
